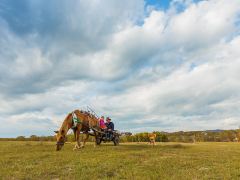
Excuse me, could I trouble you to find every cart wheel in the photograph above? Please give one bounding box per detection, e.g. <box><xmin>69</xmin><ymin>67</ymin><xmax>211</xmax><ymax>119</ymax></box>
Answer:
<box><xmin>96</xmin><ymin>136</ymin><xmax>102</xmax><ymax>145</ymax></box>
<box><xmin>113</xmin><ymin>136</ymin><xmax>120</xmax><ymax>146</ymax></box>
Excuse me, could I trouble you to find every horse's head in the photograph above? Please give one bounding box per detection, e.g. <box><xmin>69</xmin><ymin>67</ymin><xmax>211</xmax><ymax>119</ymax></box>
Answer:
<box><xmin>54</xmin><ymin>129</ymin><xmax>66</xmax><ymax>151</ymax></box>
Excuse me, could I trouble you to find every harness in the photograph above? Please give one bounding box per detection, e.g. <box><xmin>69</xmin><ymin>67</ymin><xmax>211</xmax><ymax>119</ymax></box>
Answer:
<box><xmin>71</xmin><ymin>111</ymin><xmax>99</xmax><ymax>132</ymax></box>
<box><xmin>72</xmin><ymin>112</ymin><xmax>81</xmax><ymax>128</ymax></box>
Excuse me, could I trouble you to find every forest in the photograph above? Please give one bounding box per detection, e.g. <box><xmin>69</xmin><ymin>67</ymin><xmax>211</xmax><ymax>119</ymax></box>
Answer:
<box><xmin>1</xmin><ymin>129</ymin><xmax>240</xmax><ymax>143</ymax></box>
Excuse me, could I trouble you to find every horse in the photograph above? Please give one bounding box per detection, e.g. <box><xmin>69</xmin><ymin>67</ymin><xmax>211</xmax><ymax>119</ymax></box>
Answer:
<box><xmin>148</xmin><ymin>133</ymin><xmax>157</xmax><ymax>146</ymax></box>
<box><xmin>54</xmin><ymin>109</ymin><xmax>100</xmax><ymax>151</ymax></box>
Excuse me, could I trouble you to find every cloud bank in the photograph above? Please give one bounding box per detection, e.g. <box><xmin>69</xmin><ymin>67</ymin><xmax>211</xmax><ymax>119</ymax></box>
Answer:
<box><xmin>0</xmin><ymin>0</ymin><xmax>240</xmax><ymax>137</ymax></box>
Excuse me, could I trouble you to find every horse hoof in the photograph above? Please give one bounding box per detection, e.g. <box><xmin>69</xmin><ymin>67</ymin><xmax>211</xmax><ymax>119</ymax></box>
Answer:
<box><xmin>73</xmin><ymin>146</ymin><xmax>81</xmax><ymax>151</ymax></box>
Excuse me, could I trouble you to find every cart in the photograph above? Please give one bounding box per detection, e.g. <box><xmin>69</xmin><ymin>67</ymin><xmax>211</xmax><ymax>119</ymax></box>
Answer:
<box><xmin>95</xmin><ymin>130</ymin><xmax>120</xmax><ymax>146</ymax></box>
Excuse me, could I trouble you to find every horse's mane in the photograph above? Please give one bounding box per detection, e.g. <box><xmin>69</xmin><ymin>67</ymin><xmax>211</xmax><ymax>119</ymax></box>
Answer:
<box><xmin>57</xmin><ymin>113</ymin><xmax>72</xmax><ymax>135</ymax></box>
<box><xmin>64</xmin><ymin>113</ymin><xmax>72</xmax><ymax>122</ymax></box>
<box><xmin>79</xmin><ymin>110</ymin><xmax>98</xmax><ymax>120</ymax></box>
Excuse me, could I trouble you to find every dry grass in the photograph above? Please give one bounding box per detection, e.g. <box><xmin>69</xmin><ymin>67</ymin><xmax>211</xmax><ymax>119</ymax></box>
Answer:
<box><xmin>0</xmin><ymin>141</ymin><xmax>240</xmax><ymax>179</ymax></box>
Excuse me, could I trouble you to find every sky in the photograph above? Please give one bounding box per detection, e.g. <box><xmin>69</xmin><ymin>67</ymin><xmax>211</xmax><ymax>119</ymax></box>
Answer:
<box><xmin>0</xmin><ymin>0</ymin><xmax>240</xmax><ymax>137</ymax></box>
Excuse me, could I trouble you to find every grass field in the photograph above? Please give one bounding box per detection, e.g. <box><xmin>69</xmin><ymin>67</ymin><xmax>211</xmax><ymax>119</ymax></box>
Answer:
<box><xmin>0</xmin><ymin>141</ymin><xmax>240</xmax><ymax>180</ymax></box>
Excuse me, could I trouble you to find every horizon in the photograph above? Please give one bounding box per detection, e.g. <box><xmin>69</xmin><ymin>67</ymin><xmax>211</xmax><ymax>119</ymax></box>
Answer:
<box><xmin>0</xmin><ymin>0</ymin><xmax>240</xmax><ymax>137</ymax></box>
<box><xmin>1</xmin><ymin>127</ymin><xmax>239</xmax><ymax>138</ymax></box>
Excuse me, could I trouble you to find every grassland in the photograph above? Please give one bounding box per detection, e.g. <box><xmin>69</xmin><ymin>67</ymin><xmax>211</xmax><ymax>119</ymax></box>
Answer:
<box><xmin>0</xmin><ymin>141</ymin><xmax>240</xmax><ymax>180</ymax></box>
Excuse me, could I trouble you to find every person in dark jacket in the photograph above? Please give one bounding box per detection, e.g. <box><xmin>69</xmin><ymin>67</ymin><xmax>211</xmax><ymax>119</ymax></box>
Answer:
<box><xmin>105</xmin><ymin>117</ymin><xmax>114</xmax><ymax>139</ymax></box>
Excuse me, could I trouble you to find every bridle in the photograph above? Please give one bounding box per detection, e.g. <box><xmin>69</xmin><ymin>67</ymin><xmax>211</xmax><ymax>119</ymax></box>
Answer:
<box><xmin>56</xmin><ymin>140</ymin><xmax>65</xmax><ymax>146</ymax></box>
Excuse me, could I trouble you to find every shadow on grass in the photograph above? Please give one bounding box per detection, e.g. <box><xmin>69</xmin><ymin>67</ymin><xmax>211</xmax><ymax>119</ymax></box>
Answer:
<box><xmin>164</xmin><ymin>144</ymin><xmax>186</xmax><ymax>149</ymax></box>
<box><xmin>38</xmin><ymin>142</ymin><xmax>190</xmax><ymax>153</ymax></box>
<box><xmin>128</xmin><ymin>144</ymin><xmax>190</xmax><ymax>151</ymax></box>
<box><xmin>98</xmin><ymin>143</ymin><xmax>189</xmax><ymax>151</ymax></box>
<box><xmin>83</xmin><ymin>143</ymin><xmax>190</xmax><ymax>149</ymax></box>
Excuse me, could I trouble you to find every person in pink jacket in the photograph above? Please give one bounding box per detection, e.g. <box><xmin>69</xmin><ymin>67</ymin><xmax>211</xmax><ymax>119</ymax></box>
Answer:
<box><xmin>99</xmin><ymin>116</ymin><xmax>106</xmax><ymax>130</ymax></box>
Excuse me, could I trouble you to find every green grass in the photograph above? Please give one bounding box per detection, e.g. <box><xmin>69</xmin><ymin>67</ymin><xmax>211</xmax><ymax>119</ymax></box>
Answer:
<box><xmin>0</xmin><ymin>141</ymin><xmax>240</xmax><ymax>179</ymax></box>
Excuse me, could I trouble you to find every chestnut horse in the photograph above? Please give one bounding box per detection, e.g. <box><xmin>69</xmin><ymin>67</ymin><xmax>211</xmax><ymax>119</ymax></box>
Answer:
<box><xmin>54</xmin><ymin>109</ymin><xmax>100</xmax><ymax>151</ymax></box>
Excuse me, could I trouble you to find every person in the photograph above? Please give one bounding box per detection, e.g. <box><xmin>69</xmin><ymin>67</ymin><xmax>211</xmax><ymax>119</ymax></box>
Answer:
<box><xmin>105</xmin><ymin>117</ymin><xmax>114</xmax><ymax>139</ymax></box>
<box><xmin>99</xmin><ymin>116</ymin><xmax>106</xmax><ymax>130</ymax></box>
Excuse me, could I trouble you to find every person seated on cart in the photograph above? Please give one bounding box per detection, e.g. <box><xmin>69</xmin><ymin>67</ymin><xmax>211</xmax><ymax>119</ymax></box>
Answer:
<box><xmin>105</xmin><ymin>117</ymin><xmax>114</xmax><ymax>140</ymax></box>
<box><xmin>99</xmin><ymin>116</ymin><xmax>107</xmax><ymax>130</ymax></box>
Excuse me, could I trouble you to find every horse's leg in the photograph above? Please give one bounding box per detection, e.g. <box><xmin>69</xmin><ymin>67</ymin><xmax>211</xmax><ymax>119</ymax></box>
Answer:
<box><xmin>73</xmin><ymin>129</ymin><xmax>77</xmax><ymax>150</ymax></box>
<box><xmin>151</xmin><ymin>140</ymin><xmax>155</xmax><ymax>147</ymax></box>
<box><xmin>93</xmin><ymin>131</ymin><xmax>100</xmax><ymax>148</ymax></box>
<box><xmin>94</xmin><ymin>131</ymin><xmax>98</xmax><ymax>147</ymax></box>
<box><xmin>73</xmin><ymin>129</ymin><xmax>76</xmax><ymax>141</ymax></box>
<box><xmin>73</xmin><ymin>128</ymin><xmax>82</xmax><ymax>150</ymax></box>
<box><xmin>94</xmin><ymin>131</ymin><xmax>102</xmax><ymax>147</ymax></box>
<box><xmin>81</xmin><ymin>133</ymin><xmax>89</xmax><ymax>148</ymax></box>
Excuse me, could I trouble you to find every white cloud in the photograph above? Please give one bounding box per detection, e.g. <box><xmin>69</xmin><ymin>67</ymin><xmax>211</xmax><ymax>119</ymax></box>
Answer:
<box><xmin>166</xmin><ymin>0</ymin><xmax>240</xmax><ymax>48</ymax></box>
<box><xmin>0</xmin><ymin>0</ymin><xmax>240</xmax><ymax>136</ymax></box>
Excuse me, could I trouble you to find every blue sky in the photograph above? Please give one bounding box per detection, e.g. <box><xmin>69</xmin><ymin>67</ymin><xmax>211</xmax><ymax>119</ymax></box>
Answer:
<box><xmin>0</xmin><ymin>0</ymin><xmax>240</xmax><ymax>137</ymax></box>
<box><xmin>145</xmin><ymin>0</ymin><xmax>170</xmax><ymax>10</ymax></box>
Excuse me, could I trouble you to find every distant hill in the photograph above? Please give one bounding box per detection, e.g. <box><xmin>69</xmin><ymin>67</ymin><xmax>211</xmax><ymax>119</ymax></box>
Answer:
<box><xmin>205</xmin><ymin>129</ymin><xmax>224</xmax><ymax>133</ymax></box>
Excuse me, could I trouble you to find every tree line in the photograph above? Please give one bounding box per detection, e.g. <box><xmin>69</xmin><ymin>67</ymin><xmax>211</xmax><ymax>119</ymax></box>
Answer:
<box><xmin>166</xmin><ymin>129</ymin><xmax>240</xmax><ymax>142</ymax></box>
<box><xmin>1</xmin><ymin>129</ymin><xmax>240</xmax><ymax>143</ymax></box>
